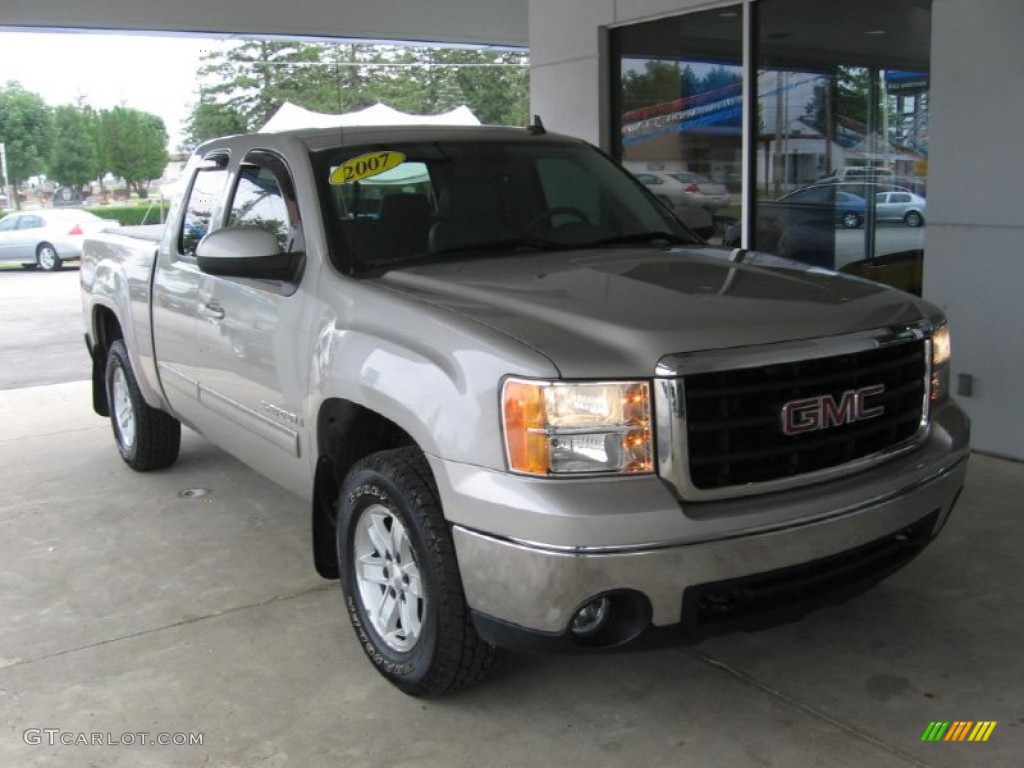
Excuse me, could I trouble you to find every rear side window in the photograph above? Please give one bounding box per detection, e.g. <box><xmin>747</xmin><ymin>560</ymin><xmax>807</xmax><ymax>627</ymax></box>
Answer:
<box><xmin>179</xmin><ymin>159</ymin><xmax>229</xmax><ymax>258</ymax></box>
<box><xmin>18</xmin><ymin>215</ymin><xmax>44</xmax><ymax>230</ymax></box>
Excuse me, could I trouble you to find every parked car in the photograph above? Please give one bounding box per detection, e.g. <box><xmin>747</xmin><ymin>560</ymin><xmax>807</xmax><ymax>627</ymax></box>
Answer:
<box><xmin>632</xmin><ymin>170</ymin><xmax>731</xmax><ymax>211</ymax></box>
<box><xmin>627</xmin><ymin>172</ymin><xmax>715</xmax><ymax>238</ymax></box>
<box><xmin>875</xmin><ymin>190</ymin><xmax>927</xmax><ymax>227</ymax></box>
<box><xmin>0</xmin><ymin>210</ymin><xmax>118</xmax><ymax>271</ymax></box>
<box><xmin>778</xmin><ymin>185</ymin><xmax>868</xmax><ymax>228</ymax></box>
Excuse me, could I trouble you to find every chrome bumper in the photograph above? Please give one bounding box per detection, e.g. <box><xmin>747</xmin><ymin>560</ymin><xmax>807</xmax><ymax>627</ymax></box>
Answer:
<box><xmin>452</xmin><ymin>452</ymin><xmax>967</xmax><ymax>636</ymax></box>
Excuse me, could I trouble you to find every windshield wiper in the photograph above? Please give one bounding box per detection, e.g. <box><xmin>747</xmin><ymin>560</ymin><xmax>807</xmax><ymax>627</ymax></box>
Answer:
<box><xmin>585</xmin><ymin>231</ymin><xmax>697</xmax><ymax>247</ymax></box>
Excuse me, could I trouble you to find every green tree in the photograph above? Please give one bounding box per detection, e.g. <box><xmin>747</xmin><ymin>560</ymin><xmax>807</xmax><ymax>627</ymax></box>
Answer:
<box><xmin>195</xmin><ymin>40</ymin><xmax>338</xmax><ymax>131</ymax></box>
<box><xmin>700</xmin><ymin>65</ymin><xmax>742</xmax><ymax>94</ymax></box>
<box><xmin>0</xmin><ymin>81</ymin><xmax>54</xmax><ymax>205</ymax></box>
<box><xmin>98</xmin><ymin>107</ymin><xmax>168</xmax><ymax>198</ymax></box>
<box><xmin>181</xmin><ymin>97</ymin><xmax>248</xmax><ymax>151</ymax></box>
<box><xmin>803</xmin><ymin>67</ymin><xmax>872</xmax><ymax>136</ymax></box>
<box><xmin>49</xmin><ymin>103</ymin><xmax>101</xmax><ymax>191</ymax></box>
<box><xmin>620</xmin><ymin>61</ymin><xmax>697</xmax><ymax>113</ymax></box>
<box><xmin>182</xmin><ymin>40</ymin><xmax>531</xmax><ymax>146</ymax></box>
<box><xmin>430</xmin><ymin>48</ymin><xmax>529</xmax><ymax>125</ymax></box>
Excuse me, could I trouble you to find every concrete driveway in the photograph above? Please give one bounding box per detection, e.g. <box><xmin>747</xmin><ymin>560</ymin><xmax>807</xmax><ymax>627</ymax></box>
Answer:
<box><xmin>0</xmin><ymin>267</ymin><xmax>91</xmax><ymax>389</ymax></box>
<box><xmin>1</xmin><ymin>268</ymin><xmax>1022</xmax><ymax>767</ymax></box>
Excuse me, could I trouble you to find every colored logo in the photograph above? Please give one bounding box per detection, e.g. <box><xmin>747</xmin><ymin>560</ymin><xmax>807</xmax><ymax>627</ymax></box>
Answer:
<box><xmin>921</xmin><ymin>721</ymin><xmax>997</xmax><ymax>742</ymax></box>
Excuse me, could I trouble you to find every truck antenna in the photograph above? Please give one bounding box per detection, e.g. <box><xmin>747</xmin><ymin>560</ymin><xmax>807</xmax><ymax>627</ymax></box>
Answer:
<box><xmin>527</xmin><ymin>114</ymin><xmax>546</xmax><ymax>135</ymax></box>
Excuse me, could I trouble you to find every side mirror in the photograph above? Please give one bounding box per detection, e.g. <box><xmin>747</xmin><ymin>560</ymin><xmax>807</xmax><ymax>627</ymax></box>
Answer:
<box><xmin>195</xmin><ymin>226</ymin><xmax>303</xmax><ymax>282</ymax></box>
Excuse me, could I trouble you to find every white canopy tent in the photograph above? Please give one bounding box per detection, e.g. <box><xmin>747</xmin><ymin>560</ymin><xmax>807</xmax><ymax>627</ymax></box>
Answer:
<box><xmin>259</xmin><ymin>101</ymin><xmax>481</xmax><ymax>133</ymax></box>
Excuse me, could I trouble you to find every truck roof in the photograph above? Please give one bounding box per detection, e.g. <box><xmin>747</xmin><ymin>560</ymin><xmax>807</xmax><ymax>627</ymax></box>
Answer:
<box><xmin>198</xmin><ymin>124</ymin><xmax>581</xmax><ymax>154</ymax></box>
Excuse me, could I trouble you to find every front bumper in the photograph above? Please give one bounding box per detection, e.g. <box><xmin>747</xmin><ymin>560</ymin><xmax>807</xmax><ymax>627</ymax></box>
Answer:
<box><xmin>440</xmin><ymin>402</ymin><xmax>969</xmax><ymax>651</ymax></box>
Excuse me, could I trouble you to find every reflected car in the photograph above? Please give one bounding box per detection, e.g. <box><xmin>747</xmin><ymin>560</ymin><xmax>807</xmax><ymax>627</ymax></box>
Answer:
<box><xmin>633</xmin><ymin>170</ymin><xmax>731</xmax><ymax>211</ymax></box>
<box><xmin>628</xmin><ymin>172</ymin><xmax>715</xmax><ymax>238</ymax></box>
<box><xmin>0</xmin><ymin>210</ymin><xmax>119</xmax><ymax>271</ymax></box>
<box><xmin>778</xmin><ymin>185</ymin><xmax>867</xmax><ymax>229</ymax></box>
<box><xmin>875</xmin><ymin>190</ymin><xmax>927</xmax><ymax>227</ymax></box>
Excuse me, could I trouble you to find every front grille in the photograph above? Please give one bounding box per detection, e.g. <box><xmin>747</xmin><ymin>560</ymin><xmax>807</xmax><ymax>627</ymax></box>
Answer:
<box><xmin>680</xmin><ymin>509</ymin><xmax>939</xmax><ymax>640</ymax></box>
<box><xmin>683</xmin><ymin>340</ymin><xmax>926</xmax><ymax>490</ymax></box>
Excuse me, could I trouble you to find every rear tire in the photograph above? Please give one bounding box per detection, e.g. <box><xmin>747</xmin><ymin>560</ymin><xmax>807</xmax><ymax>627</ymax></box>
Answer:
<box><xmin>105</xmin><ymin>340</ymin><xmax>181</xmax><ymax>471</ymax></box>
<box><xmin>36</xmin><ymin>243</ymin><xmax>62</xmax><ymax>271</ymax></box>
<box><xmin>337</xmin><ymin>446</ymin><xmax>498</xmax><ymax>697</ymax></box>
<box><xmin>904</xmin><ymin>210</ymin><xmax>924</xmax><ymax>227</ymax></box>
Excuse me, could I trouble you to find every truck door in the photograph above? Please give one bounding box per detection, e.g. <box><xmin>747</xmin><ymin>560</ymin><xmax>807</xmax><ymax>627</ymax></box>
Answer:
<box><xmin>151</xmin><ymin>154</ymin><xmax>230</xmax><ymax>426</ymax></box>
<box><xmin>192</xmin><ymin>150</ymin><xmax>312</xmax><ymax>495</ymax></box>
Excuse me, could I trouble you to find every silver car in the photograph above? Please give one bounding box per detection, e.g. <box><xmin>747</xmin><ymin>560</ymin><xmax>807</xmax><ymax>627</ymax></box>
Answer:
<box><xmin>634</xmin><ymin>170</ymin><xmax>731</xmax><ymax>211</ymax></box>
<box><xmin>0</xmin><ymin>209</ymin><xmax>118</xmax><ymax>271</ymax></box>
<box><xmin>876</xmin><ymin>190</ymin><xmax>927</xmax><ymax>227</ymax></box>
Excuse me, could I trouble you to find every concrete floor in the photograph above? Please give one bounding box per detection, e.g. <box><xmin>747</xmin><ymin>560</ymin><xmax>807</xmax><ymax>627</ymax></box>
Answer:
<box><xmin>1</xmin><ymin>381</ymin><xmax>1022</xmax><ymax>768</ymax></box>
<box><xmin>1</xmin><ymin>268</ymin><xmax>1023</xmax><ymax>767</ymax></box>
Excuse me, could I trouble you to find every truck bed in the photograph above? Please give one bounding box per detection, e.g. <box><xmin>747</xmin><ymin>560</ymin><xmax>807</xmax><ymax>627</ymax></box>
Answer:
<box><xmin>109</xmin><ymin>223</ymin><xmax>165</xmax><ymax>243</ymax></box>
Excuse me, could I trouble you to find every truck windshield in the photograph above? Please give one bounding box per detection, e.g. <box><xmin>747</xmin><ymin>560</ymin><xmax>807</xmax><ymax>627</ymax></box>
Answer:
<box><xmin>313</xmin><ymin>138</ymin><xmax>699</xmax><ymax>274</ymax></box>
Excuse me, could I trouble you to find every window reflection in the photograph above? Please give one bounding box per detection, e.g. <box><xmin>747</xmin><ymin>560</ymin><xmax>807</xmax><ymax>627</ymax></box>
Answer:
<box><xmin>755</xmin><ymin>0</ymin><xmax>931</xmax><ymax>292</ymax></box>
<box><xmin>180</xmin><ymin>166</ymin><xmax>228</xmax><ymax>257</ymax></box>
<box><xmin>610</xmin><ymin>0</ymin><xmax>932</xmax><ymax>294</ymax></box>
<box><xmin>612</xmin><ymin>6</ymin><xmax>744</xmax><ymax>242</ymax></box>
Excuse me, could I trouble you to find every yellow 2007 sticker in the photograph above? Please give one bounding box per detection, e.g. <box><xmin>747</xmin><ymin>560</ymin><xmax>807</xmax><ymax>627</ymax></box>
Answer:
<box><xmin>330</xmin><ymin>151</ymin><xmax>406</xmax><ymax>185</ymax></box>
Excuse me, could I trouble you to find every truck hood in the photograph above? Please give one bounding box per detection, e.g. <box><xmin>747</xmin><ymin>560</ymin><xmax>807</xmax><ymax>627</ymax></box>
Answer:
<box><xmin>377</xmin><ymin>246</ymin><xmax>937</xmax><ymax>378</ymax></box>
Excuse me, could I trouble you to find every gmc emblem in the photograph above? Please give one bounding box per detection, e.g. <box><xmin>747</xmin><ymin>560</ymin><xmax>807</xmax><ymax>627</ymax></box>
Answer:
<box><xmin>781</xmin><ymin>384</ymin><xmax>886</xmax><ymax>435</ymax></box>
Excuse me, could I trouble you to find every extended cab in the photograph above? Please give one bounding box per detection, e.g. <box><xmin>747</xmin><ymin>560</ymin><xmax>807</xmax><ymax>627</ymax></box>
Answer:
<box><xmin>81</xmin><ymin>125</ymin><xmax>969</xmax><ymax>697</ymax></box>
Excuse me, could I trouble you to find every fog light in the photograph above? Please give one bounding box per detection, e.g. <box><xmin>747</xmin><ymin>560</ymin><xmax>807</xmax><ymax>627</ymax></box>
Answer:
<box><xmin>570</xmin><ymin>597</ymin><xmax>611</xmax><ymax>637</ymax></box>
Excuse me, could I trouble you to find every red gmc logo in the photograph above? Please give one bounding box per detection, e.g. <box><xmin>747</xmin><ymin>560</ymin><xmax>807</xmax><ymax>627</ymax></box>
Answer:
<box><xmin>781</xmin><ymin>384</ymin><xmax>886</xmax><ymax>435</ymax></box>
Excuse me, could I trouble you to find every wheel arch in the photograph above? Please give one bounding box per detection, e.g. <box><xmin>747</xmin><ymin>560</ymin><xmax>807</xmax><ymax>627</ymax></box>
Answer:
<box><xmin>311</xmin><ymin>397</ymin><xmax>419</xmax><ymax>579</ymax></box>
<box><xmin>89</xmin><ymin>305</ymin><xmax>124</xmax><ymax>416</ymax></box>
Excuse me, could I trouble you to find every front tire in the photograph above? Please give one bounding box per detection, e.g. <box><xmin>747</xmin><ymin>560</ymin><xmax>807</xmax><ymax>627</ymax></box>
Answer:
<box><xmin>337</xmin><ymin>447</ymin><xmax>498</xmax><ymax>697</ymax></box>
<box><xmin>36</xmin><ymin>242</ymin><xmax>62</xmax><ymax>271</ymax></box>
<box><xmin>105</xmin><ymin>340</ymin><xmax>181</xmax><ymax>470</ymax></box>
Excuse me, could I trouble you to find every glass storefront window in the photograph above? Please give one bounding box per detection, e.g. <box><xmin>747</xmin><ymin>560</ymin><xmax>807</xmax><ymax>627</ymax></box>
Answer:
<box><xmin>611</xmin><ymin>0</ymin><xmax>932</xmax><ymax>294</ymax></box>
<box><xmin>754</xmin><ymin>0</ymin><xmax>931</xmax><ymax>291</ymax></box>
<box><xmin>610</xmin><ymin>5</ymin><xmax>744</xmax><ymax>242</ymax></box>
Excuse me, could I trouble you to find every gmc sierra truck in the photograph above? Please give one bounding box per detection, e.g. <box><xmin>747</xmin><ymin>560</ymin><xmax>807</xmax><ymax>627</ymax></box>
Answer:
<box><xmin>81</xmin><ymin>125</ymin><xmax>969</xmax><ymax>697</ymax></box>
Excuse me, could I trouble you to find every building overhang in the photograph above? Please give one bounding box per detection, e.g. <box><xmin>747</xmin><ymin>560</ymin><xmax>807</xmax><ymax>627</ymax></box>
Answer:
<box><xmin>0</xmin><ymin>0</ymin><xmax>529</xmax><ymax>47</ymax></box>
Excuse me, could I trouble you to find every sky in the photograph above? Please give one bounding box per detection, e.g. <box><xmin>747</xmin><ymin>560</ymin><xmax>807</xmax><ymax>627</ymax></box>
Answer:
<box><xmin>1</xmin><ymin>30</ymin><xmax>231</xmax><ymax>150</ymax></box>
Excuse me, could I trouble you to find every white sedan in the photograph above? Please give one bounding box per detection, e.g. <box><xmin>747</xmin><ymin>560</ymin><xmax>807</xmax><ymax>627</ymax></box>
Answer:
<box><xmin>633</xmin><ymin>170</ymin><xmax>732</xmax><ymax>211</ymax></box>
<box><xmin>0</xmin><ymin>209</ymin><xmax>119</xmax><ymax>271</ymax></box>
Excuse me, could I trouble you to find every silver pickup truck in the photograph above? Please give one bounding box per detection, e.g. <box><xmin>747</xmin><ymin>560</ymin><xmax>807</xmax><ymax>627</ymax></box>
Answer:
<box><xmin>81</xmin><ymin>125</ymin><xmax>969</xmax><ymax>697</ymax></box>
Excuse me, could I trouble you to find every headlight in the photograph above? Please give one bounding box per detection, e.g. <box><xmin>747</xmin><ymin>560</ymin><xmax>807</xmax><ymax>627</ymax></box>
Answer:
<box><xmin>930</xmin><ymin>323</ymin><xmax>951</xmax><ymax>401</ymax></box>
<box><xmin>502</xmin><ymin>379</ymin><xmax>654</xmax><ymax>476</ymax></box>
